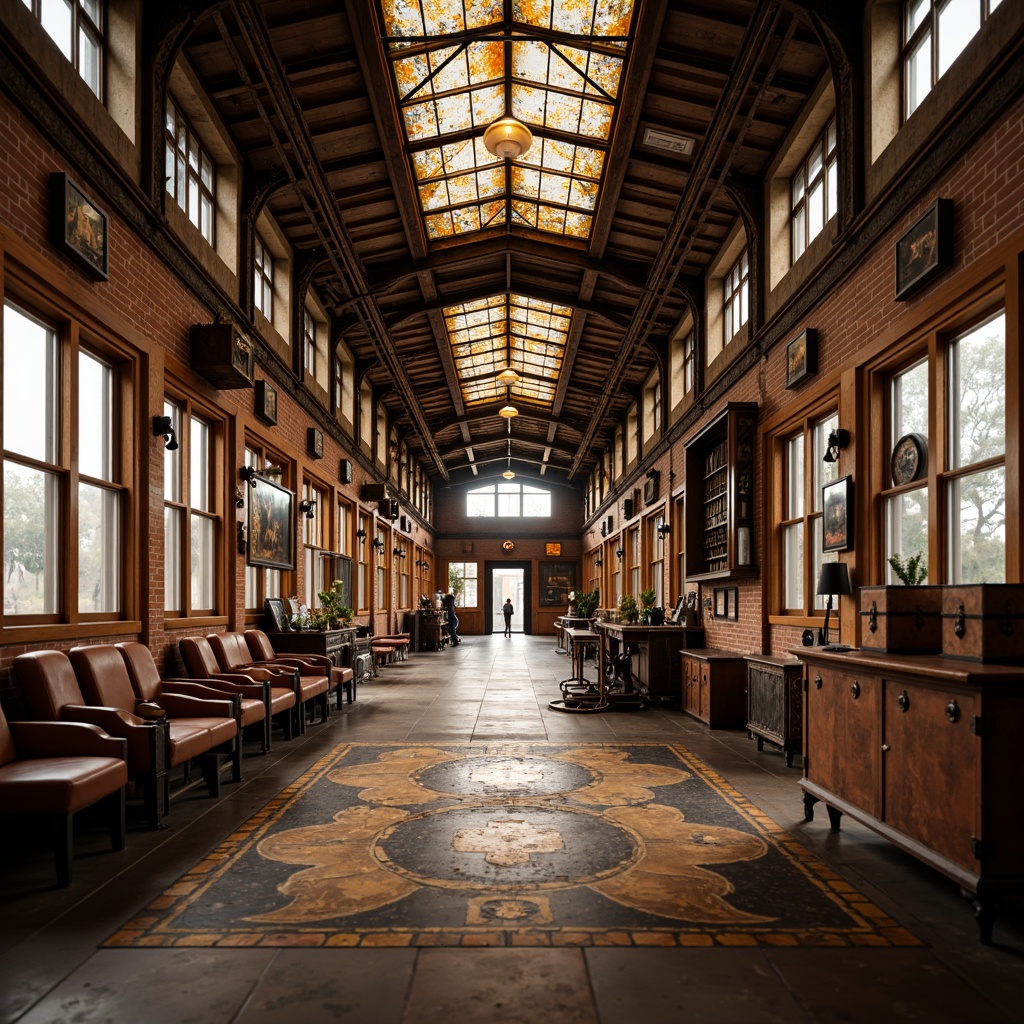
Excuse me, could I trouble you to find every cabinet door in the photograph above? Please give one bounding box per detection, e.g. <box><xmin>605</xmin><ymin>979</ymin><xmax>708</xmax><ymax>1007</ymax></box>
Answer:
<box><xmin>883</xmin><ymin>680</ymin><xmax>977</xmax><ymax>872</ymax></box>
<box><xmin>806</xmin><ymin>664</ymin><xmax>881</xmax><ymax>818</ymax></box>
<box><xmin>682</xmin><ymin>657</ymin><xmax>699</xmax><ymax>714</ymax></box>
<box><xmin>698</xmin><ymin>663</ymin><xmax>711</xmax><ymax>722</ymax></box>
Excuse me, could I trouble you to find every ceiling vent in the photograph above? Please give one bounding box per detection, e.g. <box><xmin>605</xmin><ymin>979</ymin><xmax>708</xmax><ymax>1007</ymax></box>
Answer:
<box><xmin>642</xmin><ymin>128</ymin><xmax>696</xmax><ymax>157</ymax></box>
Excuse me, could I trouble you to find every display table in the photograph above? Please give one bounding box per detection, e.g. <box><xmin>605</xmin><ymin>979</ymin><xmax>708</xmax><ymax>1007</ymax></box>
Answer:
<box><xmin>549</xmin><ymin>627</ymin><xmax>609</xmax><ymax>713</ymax></box>
<box><xmin>555</xmin><ymin>616</ymin><xmax>594</xmax><ymax>654</ymax></box>
<box><xmin>594</xmin><ymin>623</ymin><xmax>705</xmax><ymax>701</ymax></box>
<box><xmin>797</xmin><ymin>646</ymin><xmax>1024</xmax><ymax>943</ymax></box>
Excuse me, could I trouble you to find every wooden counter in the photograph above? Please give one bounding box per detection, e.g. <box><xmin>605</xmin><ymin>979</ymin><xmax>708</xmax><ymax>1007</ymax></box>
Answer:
<box><xmin>594</xmin><ymin>623</ymin><xmax>705</xmax><ymax>701</ymax></box>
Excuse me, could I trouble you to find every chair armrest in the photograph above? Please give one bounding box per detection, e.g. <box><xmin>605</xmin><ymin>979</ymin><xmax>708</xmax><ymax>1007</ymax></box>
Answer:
<box><xmin>59</xmin><ymin>704</ymin><xmax>145</xmax><ymax>730</ymax></box>
<box><xmin>271</xmin><ymin>655</ymin><xmax>329</xmax><ymax>675</ymax></box>
<box><xmin>155</xmin><ymin>692</ymin><xmax>238</xmax><ymax>719</ymax></box>
<box><xmin>191</xmin><ymin>675</ymin><xmax>272</xmax><ymax>701</ymax></box>
<box><xmin>162</xmin><ymin>679</ymin><xmax>242</xmax><ymax>702</ymax></box>
<box><xmin>10</xmin><ymin>721</ymin><xmax>128</xmax><ymax>760</ymax></box>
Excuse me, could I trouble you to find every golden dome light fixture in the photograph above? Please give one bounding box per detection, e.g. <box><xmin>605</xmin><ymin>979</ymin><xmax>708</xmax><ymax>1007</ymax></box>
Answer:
<box><xmin>497</xmin><ymin>384</ymin><xmax>518</xmax><ymax>419</ymax></box>
<box><xmin>483</xmin><ymin>115</ymin><xmax>533</xmax><ymax>160</ymax></box>
<box><xmin>497</xmin><ymin>365</ymin><xmax>519</xmax><ymax>386</ymax></box>
<box><xmin>503</xmin><ymin>437</ymin><xmax>516</xmax><ymax>479</ymax></box>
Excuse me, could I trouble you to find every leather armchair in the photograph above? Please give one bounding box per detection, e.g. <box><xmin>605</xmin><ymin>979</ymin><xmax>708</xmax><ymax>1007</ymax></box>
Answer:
<box><xmin>178</xmin><ymin>636</ymin><xmax>296</xmax><ymax>750</ymax></box>
<box><xmin>208</xmin><ymin>632</ymin><xmax>329</xmax><ymax>730</ymax></box>
<box><xmin>245</xmin><ymin>629</ymin><xmax>355</xmax><ymax>708</ymax></box>
<box><xmin>0</xmin><ymin>702</ymin><xmax>128</xmax><ymax>887</ymax></box>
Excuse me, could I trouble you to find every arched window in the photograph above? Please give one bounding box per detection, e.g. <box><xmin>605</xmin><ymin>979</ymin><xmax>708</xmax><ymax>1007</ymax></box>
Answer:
<box><xmin>466</xmin><ymin>483</ymin><xmax>551</xmax><ymax>517</ymax></box>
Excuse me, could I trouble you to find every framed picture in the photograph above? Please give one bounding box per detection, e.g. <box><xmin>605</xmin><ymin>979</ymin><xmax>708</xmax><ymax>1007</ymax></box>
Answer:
<box><xmin>895</xmin><ymin>198</ymin><xmax>953</xmax><ymax>301</ymax></box>
<box><xmin>264</xmin><ymin>597</ymin><xmax>291</xmax><ymax>633</ymax></box>
<box><xmin>247</xmin><ymin>476</ymin><xmax>295</xmax><ymax>570</ymax></box>
<box><xmin>822</xmin><ymin>475</ymin><xmax>853</xmax><ymax>553</ymax></box>
<box><xmin>669</xmin><ymin>595</ymin><xmax>687</xmax><ymax>624</ymax></box>
<box><xmin>255</xmin><ymin>381</ymin><xmax>278</xmax><ymax>425</ymax></box>
<box><xmin>784</xmin><ymin>328</ymin><xmax>817</xmax><ymax>389</ymax></box>
<box><xmin>50</xmin><ymin>173</ymin><xmax>108</xmax><ymax>280</ymax></box>
<box><xmin>307</xmin><ymin>427</ymin><xmax>324</xmax><ymax>459</ymax></box>
<box><xmin>539</xmin><ymin>561</ymin><xmax>576</xmax><ymax>607</ymax></box>
<box><xmin>713</xmin><ymin>588</ymin><xmax>729</xmax><ymax>619</ymax></box>
<box><xmin>545</xmin><ymin>543</ymin><xmax>562</xmax><ymax>556</ymax></box>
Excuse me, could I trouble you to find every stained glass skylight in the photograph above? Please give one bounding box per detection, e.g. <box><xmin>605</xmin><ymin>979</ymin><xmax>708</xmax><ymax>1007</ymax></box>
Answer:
<box><xmin>379</xmin><ymin>0</ymin><xmax>635</xmax><ymax>241</ymax></box>
<box><xmin>443</xmin><ymin>293</ymin><xmax>571</xmax><ymax>411</ymax></box>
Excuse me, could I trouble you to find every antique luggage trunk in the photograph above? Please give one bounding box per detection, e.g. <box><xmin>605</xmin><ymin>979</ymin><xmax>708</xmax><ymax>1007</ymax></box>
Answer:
<box><xmin>858</xmin><ymin>585</ymin><xmax>942</xmax><ymax>653</ymax></box>
<box><xmin>941</xmin><ymin>584</ymin><xmax>1024</xmax><ymax>663</ymax></box>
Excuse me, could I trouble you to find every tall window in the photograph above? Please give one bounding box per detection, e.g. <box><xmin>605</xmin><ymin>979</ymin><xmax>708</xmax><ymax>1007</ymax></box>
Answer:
<box><xmin>779</xmin><ymin>412</ymin><xmax>839</xmax><ymax>614</ymax></box>
<box><xmin>447</xmin><ymin>561</ymin><xmax>478</xmax><ymax>607</ymax></box>
<box><xmin>628</xmin><ymin>526</ymin><xmax>641</xmax><ymax>598</ymax></box>
<box><xmin>723</xmin><ymin>249</ymin><xmax>749</xmax><ymax>342</ymax></box>
<box><xmin>356</xmin><ymin>512</ymin><xmax>369</xmax><ymax>612</ymax></box>
<box><xmin>904</xmin><ymin>0</ymin><xmax>1004</xmax><ymax>119</ymax></box>
<box><xmin>164</xmin><ymin>399</ymin><xmax>219</xmax><ymax>616</ymax></box>
<box><xmin>165</xmin><ymin>100</ymin><xmax>215</xmax><ymax>244</ymax></box>
<box><xmin>648</xmin><ymin>514</ymin><xmax>665</xmax><ymax>606</ymax></box>
<box><xmin>396</xmin><ymin>538</ymin><xmax>411</xmax><ymax>608</ymax></box>
<box><xmin>302</xmin><ymin>481</ymin><xmax>326</xmax><ymax>608</ymax></box>
<box><xmin>682</xmin><ymin>331</ymin><xmax>695</xmax><ymax>395</ymax></box>
<box><xmin>375</xmin><ymin>524</ymin><xmax>389</xmax><ymax>611</ymax></box>
<box><xmin>792</xmin><ymin>118</ymin><xmax>837</xmax><ymax>262</ymax></box>
<box><xmin>3</xmin><ymin>302</ymin><xmax>125</xmax><ymax>622</ymax></box>
<box><xmin>254</xmin><ymin>235</ymin><xmax>273</xmax><ymax>319</ymax></box>
<box><xmin>24</xmin><ymin>0</ymin><xmax>103</xmax><ymax>98</ymax></box>
<box><xmin>303</xmin><ymin>309</ymin><xmax>317</xmax><ymax>378</ymax></box>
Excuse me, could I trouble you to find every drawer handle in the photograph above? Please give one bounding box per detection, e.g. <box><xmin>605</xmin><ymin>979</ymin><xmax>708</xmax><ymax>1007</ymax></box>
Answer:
<box><xmin>881</xmin><ymin>743</ymin><xmax>890</xmax><ymax>752</ymax></box>
<box><xmin>897</xmin><ymin>690</ymin><xmax>910</xmax><ymax>713</ymax></box>
<box><xmin>953</xmin><ymin>603</ymin><xmax>966</xmax><ymax>639</ymax></box>
<box><xmin>850</xmin><ymin>682</ymin><xmax>860</xmax><ymax>699</ymax></box>
<box><xmin>814</xmin><ymin>673</ymin><xmax>823</xmax><ymax>690</ymax></box>
<box><xmin>867</xmin><ymin>601</ymin><xmax>878</xmax><ymax>633</ymax></box>
<box><xmin>946</xmin><ymin>698</ymin><xmax>960</xmax><ymax>723</ymax></box>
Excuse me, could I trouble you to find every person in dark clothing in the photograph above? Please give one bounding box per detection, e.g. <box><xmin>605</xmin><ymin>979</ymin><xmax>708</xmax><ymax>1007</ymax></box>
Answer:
<box><xmin>502</xmin><ymin>598</ymin><xmax>514</xmax><ymax>638</ymax></box>
<box><xmin>442</xmin><ymin>590</ymin><xmax>460</xmax><ymax>645</ymax></box>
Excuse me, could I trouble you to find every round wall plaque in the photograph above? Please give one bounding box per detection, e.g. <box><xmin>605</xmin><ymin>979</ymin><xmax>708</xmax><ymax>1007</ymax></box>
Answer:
<box><xmin>502</xmin><ymin>540</ymin><xmax>515</xmax><ymax>552</ymax></box>
<box><xmin>891</xmin><ymin>432</ymin><xmax>928</xmax><ymax>486</ymax></box>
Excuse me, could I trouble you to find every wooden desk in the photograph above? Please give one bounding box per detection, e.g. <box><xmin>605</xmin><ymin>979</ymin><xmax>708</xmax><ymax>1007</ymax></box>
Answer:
<box><xmin>797</xmin><ymin>646</ymin><xmax>1024</xmax><ymax>943</ymax></box>
<box><xmin>594</xmin><ymin>623</ymin><xmax>705</xmax><ymax>701</ymax></box>
<box><xmin>550</xmin><ymin>627</ymin><xmax>609</xmax><ymax>713</ymax></box>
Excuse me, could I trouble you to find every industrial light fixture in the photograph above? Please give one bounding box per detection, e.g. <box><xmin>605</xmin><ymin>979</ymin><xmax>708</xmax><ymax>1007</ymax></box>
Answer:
<box><xmin>822</xmin><ymin>429</ymin><xmax>850</xmax><ymax>464</ymax></box>
<box><xmin>615</xmin><ymin>548</ymin><xmax>624</xmax><ymax>559</ymax></box>
<box><xmin>372</xmin><ymin>538</ymin><xmax>386</xmax><ymax>552</ymax></box>
<box><xmin>393</xmin><ymin>546</ymin><xmax>406</xmax><ymax>558</ymax></box>
<box><xmin>355</xmin><ymin>528</ymin><xmax>367</xmax><ymax>541</ymax></box>
<box><xmin>239</xmin><ymin>465</ymin><xmax>258</xmax><ymax>488</ymax></box>
<box><xmin>594</xmin><ymin>558</ymin><xmax>603</xmax><ymax>567</ymax></box>
<box><xmin>656</xmin><ymin>523</ymin><xmax>671</xmax><ymax>537</ymax></box>
<box><xmin>502</xmin><ymin>436</ymin><xmax>515</xmax><ymax>479</ymax></box>
<box><xmin>483</xmin><ymin>115</ymin><xmax>533</xmax><ymax>160</ymax></box>
<box><xmin>299</xmin><ymin>498</ymin><xmax>317</xmax><ymax>519</ymax></box>
<box><xmin>497</xmin><ymin>365</ymin><xmax>519</xmax><ymax>386</ymax></box>
<box><xmin>498</xmin><ymin>402</ymin><xmax>518</xmax><ymax>419</ymax></box>
<box><xmin>153</xmin><ymin>415</ymin><xmax>178</xmax><ymax>451</ymax></box>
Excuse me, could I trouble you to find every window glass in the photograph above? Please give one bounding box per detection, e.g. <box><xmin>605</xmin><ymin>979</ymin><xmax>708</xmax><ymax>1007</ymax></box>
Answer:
<box><xmin>4</xmin><ymin>304</ymin><xmax>58</xmax><ymax>463</ymax></box>
<box><xmin>79</xmin><ymin>482</ymin><xmax>119</xmax><ymax>612</ymax></box>
<box><xmin>467</xmin><ymin>484</ymin><xmax>550</xmax><ymax>517</ymax></box>
<box><xmin>79</xmin><ymin>350</ymin><xmax>113</xmax><ymax>481</ymax></box>
<box><xmin>723</xmin><ymin>249</ymin><xmax>749</xmax><ymax>341</ymax></box>
<box><xmin>938</xmin><ymin>0</ymin><xmax>980</xmax><ymax>77</ymax></box>
<box><xmin>166</xmin><ymin>100</ymin><xmax>216</xmax><ymax>244</ymax></box>
<box><xmin>254</xmin><ymin>235</ymin><xmax>273</xmax><ymax>319</ymax></box>
<box><xmin>448</xmin><ymin>561</ymin><xmax>478</xmax><ymax>607</ymax></box>
<box><xmin>30</xmin><ymin>0</ymin><xmax>104</xmax><ymax>97</ymax></box>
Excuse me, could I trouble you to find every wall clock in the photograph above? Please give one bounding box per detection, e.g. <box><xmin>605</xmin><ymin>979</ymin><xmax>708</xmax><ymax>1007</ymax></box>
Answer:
<box><xmin>502</xmin><ymin>540</ymin><xmax>515</xmax><ymax>552</ymax></box>
<box><xmin>891</xmin><ymin>432</ymin><xmax>927</xmax><ymax>486</ymax></box>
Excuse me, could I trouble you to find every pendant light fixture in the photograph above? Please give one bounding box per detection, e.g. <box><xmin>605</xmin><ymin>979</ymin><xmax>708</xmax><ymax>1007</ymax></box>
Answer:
<box><xmin>483</xmin><ymin>115</ymin><xmax>533</xmax><ymax>160</ymax></box>
<box><xmin>503</xmin><ymin>437</ymin><xmax>515</xmax><ymax>479</ymax></box>
<box><xmin>498</xmin><ymin>385</ymin><xmax>518</xmax><ymax>419</ymax></box>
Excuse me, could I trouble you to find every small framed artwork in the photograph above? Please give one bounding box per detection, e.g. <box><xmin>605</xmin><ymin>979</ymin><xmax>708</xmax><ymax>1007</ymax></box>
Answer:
<box><xmin>264</xmin><ymin>597</ymin><xmax>291</xmax><ymax>633</ymax></box>
<box><xmin>247</xmin><ymin>476</ymin><xmax>295</xmax><ymax>570</ymax></box>
<box><xmin>545</xmin><ymin>543</ymin><xmax>562</xmax><ymax>556</ymax></box>
<box><xmin>339</xmin><ymin>458</ymin><xmax>353</xmax><ymax>484</ymax></box>
<box><xmin>895</xmin><ymin>198</ymin><xmax>953</xmax><ymax>301</ymax></box>
<box><xmin>784</xmin><ymin>328</ymin><xmax>817</xmax><ymax>389</ymax></box>
<box><xmin>539</xmin><ymin>561</ymin><xmax>576</xmax><ymax>607</ymax></box>
<box><xmin>307</xmin><ymin>427</ymin><xmax>324</xmax><ymax>460</ymax></box>
<box><xmin>713</xmin><ymin>588</ymin><xmax>729</xmax><ymax>619</ymax></box>
<box><xmin>50</xmin><ymin>173</ymin><xmax>108</xmax><ymax>280</ymax></box>
<box><xmin>822</xmin><ymin>475</ymin><xmax>853</xmax><ymax>553</ymax></box>
<box><xmin>255</xmin><ymin>380</ymin><xmax>278</xmax><ymax>425</ymax></box>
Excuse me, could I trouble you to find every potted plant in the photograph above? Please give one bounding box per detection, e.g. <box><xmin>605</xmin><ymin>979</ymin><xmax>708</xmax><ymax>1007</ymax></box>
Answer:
<box><xmin>639</xmin><ymin>587</ymin><xmax>656</xmax><ymax>625</ymax></box>
<box><xmin>573</xmin><ymin>589</ymin><xmax>599</xmax><ymax>620</ymax></box>
<box><xmin>317</xmin><ymin>579</ymin><xmax>353</xmax><ymax>629</ymax></box>
<box><xmin>619</xmin><ymin>593</ymin><xmax>639</xmax><ymax>624</ymax></box>
<box><xmin>859</xmin><ymin>551</ymin><xmax>941</xmax><ymax>653</ymax></box>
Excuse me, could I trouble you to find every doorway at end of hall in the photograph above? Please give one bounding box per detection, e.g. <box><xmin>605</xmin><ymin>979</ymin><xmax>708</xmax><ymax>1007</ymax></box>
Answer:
<box><xmin>491</xmin><ymin>565</ymin><xmax>525</xmax><ymax>636</ymax></box>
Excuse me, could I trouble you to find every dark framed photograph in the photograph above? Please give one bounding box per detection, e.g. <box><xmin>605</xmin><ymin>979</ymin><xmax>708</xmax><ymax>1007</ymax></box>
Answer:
<box><xmin>255</xmin><ymin>380</ymin><xmax>278</xmax><ymax>425</ymax></box>
<box><xmin>264</xmin><ymin>597</ymin><xmax>291</xmax><ymax>632</ymax></box>
<box><xmin>539</xmin><ymin>561</ymin><xmax>577</xmax><ymax>607</ymax></box>
<box><xmin>895</xmin><ymin>198</ymin><xmax>953</xmax><ymax>301</ymax></box>
<box><xmin>50</xmin><ymin>173</ymin><xmax>108</xmax><ymax>280</ymax></box>
<box><xmin>247</xmin><ymin>476</ymin><xmax>295</xmax><ymax>570</ymax></box>
<box><xmin>713</xmin><ymin>588</ymin><xmax>728</xmax><ymax>619</ymax></box>
<box><xmin>784</xmin><ymin>328</ymin><xmax>817</xmax><ymax>389</ymax></box>
<box><xmin>308</xmin><ymin>427</ymin><xmax>324</xmax><ymax>460</ymax></box>
<box><xmin>822</xmin><ymin>475</ymin><xmax>853</xmax><ymax>553</ymax></box>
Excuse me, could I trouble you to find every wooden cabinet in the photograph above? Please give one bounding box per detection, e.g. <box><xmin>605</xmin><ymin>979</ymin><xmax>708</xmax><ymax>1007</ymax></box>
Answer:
<box><xmin>679</xmin><ymin>649</ymin><xmax>746</xmax><ymax>727</ymax></box>
<box><xmin>684</xmin><ymin>403</ymin><xmax>757</xmax><ymax>581</ymax></box>
<box><xmin>744</xmin><ymin>655</ymin><xmax>803</xmax><ymax>766</ymax></box>
<box><xmin>595</xmin><ymin>623</ymin><xmax>704</xmax><ymax>701</ymax></box>
<box><xmin>798</xmin><ymin>648</ymin><xmax>1024</xmax><ymax>943</ymax></box>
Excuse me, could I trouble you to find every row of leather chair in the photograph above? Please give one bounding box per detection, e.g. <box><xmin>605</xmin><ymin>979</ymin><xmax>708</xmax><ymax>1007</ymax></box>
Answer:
<box><xmin>0</xmin><ymin>630</ymin><xmax>355</xmax><ymax>887</ymax></box>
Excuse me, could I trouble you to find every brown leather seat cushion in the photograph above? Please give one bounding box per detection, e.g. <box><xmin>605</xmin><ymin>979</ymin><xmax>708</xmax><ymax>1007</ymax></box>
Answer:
<box><xmin>0</xmin><ymin>756</ymin><xmax>127</xmax><ymax>816</ymax></box>
<box><xmin>165</xmin><ymin>721</ymin><xmax>218</xmax><ymax>767</ymax></box>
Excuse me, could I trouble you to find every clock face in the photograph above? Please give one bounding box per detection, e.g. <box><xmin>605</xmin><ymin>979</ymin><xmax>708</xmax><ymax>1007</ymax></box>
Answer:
<box><xmin>891</xmin><ymin>433</ymin><xmax>927</xmax><ymax>486</ymax></box>
<box><xmin>502</xmin><ymin>540</ymin><xmax>515</xmax><ymax>552</ymax></box>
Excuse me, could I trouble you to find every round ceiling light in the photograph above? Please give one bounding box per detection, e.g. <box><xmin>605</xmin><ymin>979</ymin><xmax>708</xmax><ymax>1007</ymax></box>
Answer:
<box><xmin>497</xmin><ymin>366</ymin><xmax>520</xmax><ymax>386</ymax></box>
<box><xmin>498</xmin><ymin>403</ymin><xmax>519</xmax><ymax>419</ymax></box>
<box><xmin>502</xmin><ymin>469</ymin><xmax>516</xmax><ymax>479</ymax></box>
<box><xmin>483</xmin><ymin>116</ymin><xmax>533</xmax><ymax>160</ymax></box>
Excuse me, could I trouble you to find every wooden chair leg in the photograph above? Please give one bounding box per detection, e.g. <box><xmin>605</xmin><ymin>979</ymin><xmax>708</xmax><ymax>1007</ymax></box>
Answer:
<box><xmin>53</xmin><ymin>814</ymin><xmax>73</xmax><ymax>888</ymax></box>
<box><xmin>230</xmin><ymin>737</ymin><xmax>242</xmax><ymax>783</ymax></box>
<box><xmin>202</xmin><ymin>753</ymin><xmax>221</xmax><ymax>798</ymax></box>
<box><xmin>107</xmin><ymin>789</ymin><xmax>126</xmax><ymax>851</ymax></box>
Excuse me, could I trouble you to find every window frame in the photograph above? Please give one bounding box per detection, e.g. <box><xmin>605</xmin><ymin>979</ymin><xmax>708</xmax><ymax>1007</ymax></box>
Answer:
<box><xmin>23</xmin><ymin>0</ymin><xmax>104</xmax><ymax>99</ymax></box>
<box><xmin>254</xmin><ymin>234</ymin><xmax>274</xmax><ymax>321</ymax></box>
<box><xmin>723</xmin><ymin>249</ymin><xmax>749</xmax><ymax>343</ymax></box>
<box><xmin>243</xmin><ymin>443</ymin><xmax>292</xmax><ymax>621</ymax></box>
<box><xmin>165</xmin><ymin>98</ymin><xmax>216</xmax><ymax>245</ymax></box>
<box><xmin>791</xmin><ymin>117</ymin><xmax>837</xmax><ymax>264</ymax></box>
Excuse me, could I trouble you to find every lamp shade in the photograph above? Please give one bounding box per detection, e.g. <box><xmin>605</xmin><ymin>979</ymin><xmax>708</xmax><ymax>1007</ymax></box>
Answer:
<box><xmin>498</xmin><ymin>404</ymin><xmax>519</xmax><ymax>419</ymax></box>
<box><xmin>816</xmin><ymin>561</ymin><xmax>853</xmax><ymax>596</ymax></box>
<box><xmin>483</xmin><ymin>116</ymin><xmax>533</xmax><ymax>160</ymax></box>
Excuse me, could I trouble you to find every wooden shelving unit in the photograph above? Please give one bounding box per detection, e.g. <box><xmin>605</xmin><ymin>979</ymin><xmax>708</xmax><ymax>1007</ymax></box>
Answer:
<box><xmin>684</xmin><ymin>403</ymin><xmax>758</xmax><ymax>581</ymax></box>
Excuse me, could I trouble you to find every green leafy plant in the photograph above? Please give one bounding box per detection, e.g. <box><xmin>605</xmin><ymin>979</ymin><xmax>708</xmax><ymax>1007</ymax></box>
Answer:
<box><xmin>888</xmin><ymin>551</ymin><xmax>928</xmax><ymax>586</ymax></box>
<box><xmin>619</xmin><ymin>593</ymin><xmax>639</xmax><ymax>623</ymax></box>
<box><xmin>316</xmin><ymin>579</ymin><xmax>353</xmax><ymax>626</ymax></box>
<box><xmin>639</xmin><ymin>587</ymin><xmax>656</xmax><ymax>609</ymax></box>
<box><xmin>448</xmin><ymin>564</ymin><xmax>465</xmax><ymax>604</ymax></box>
<box><xmin>571</xmin><ymin>589</ymin><xmax>600</xmax><ymax>618</ymax></box>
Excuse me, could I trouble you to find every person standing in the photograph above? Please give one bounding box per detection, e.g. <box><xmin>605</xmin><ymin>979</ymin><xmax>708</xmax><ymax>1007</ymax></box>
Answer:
<box><xmin>442</xmin><ymin>589</ymin><xmax>460</xmax><ymax>646</ymax></box>
<box><xmin>502</xmin><ymin>597</ymin><xmax>514</xmax><ymax>638</ymax></box>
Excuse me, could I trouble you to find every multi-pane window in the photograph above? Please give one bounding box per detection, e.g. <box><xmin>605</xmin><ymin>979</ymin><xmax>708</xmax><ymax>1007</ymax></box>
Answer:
<box><xmin>24</xmin><ymin>0</ymin><xmax>103</xmax><ymax>98</ymax></box>
<box><xmin>792</xmin><ymin>118</ymin><xmax>837</xmax><ymax>262</ymax></box>
<box><xmin>904</xmin><ymin>0</ymin><xmax>1004</xmax><ymax>119</ymax></box>
<box><xmin>396</xmin><ymin>539</ymin><xmax>411</xmax><ymax>608</ymax></box>
<box><xmin>165</xmin><ymin>100</ymin><xmax>215</xmax><ymax>244</ymax></box>
<box><xmin>375</xmin><ymin>525</ymin><xmax>389</xmax><ymax>611</ymax></box>
<box><xmin>3</xmin><ymin>302</ymin><xmax>125</xmax><ymax>622</ymax></box>
<box><xmin>254</xmin><ymin>235</ymin><xmax>273</xmax><ymax>319</ymax></box>
<box><xmin>723</xmin><ymin>249</ymin><xmax>749</xmax><ymax>342</ymax></box>
<box><xmin>648</xmin><ymin>514</ymin><xmax>665</xmax><ymax>607</ymax></box>
<box><xmin>682</xmin><ymin>331</ymin><xmax>695</xmax><ymax>395</ymax></box>
<box><xmin>164</xmin><ymin>400</ymin><xmax>219</xmax><ymax>616</ymax></box>
<box><xmin>303</xmin><ymin>309</ymin><xmax>317</xmax><ymax>378</ymax></box>
<box><xmin>779</xmin><ymin>412</ymin><xmax>839</xmax><ymax>614</ymax></box>
<box><xmin>466</xmin><ymin>484</ymin><xmax>551</xmax><ymax>517</ymax></box>
<box><xmin>447</xmin><ymin>562</ymin><xmax>478</xmax><ymax>607</ymax></box>
<box><xmin>301</xmin><ymin>481</ymin><xmax>326</xmax><ymax>609</ymax></box>
<box><xmin>356</xmin><ymin>512</ymin><xmax>369</xmax><ymax>611</ymax></box>
<box><xmin>628</xmin><ymin>526</ymin><xmax>641</xmax><ymax>598</ymax></box>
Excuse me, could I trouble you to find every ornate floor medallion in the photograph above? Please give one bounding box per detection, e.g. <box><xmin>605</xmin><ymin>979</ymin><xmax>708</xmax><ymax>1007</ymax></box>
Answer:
<box><xmin>106</xmin><ymin>743</ymin><xmax>922</xmax><ymax>949</ymax></box>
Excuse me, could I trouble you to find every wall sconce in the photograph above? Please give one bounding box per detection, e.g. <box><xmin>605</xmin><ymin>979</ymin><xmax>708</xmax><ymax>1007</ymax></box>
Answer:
<box><xmin>594</xmin><ymin>558</ymin><xmax>603</xmax><ymax>567</ymax></box>
<box><xmin>822</xmin><ymin>429</ymin><xmax>850</xmax><ymax>464</ymax></box>
<box><xmin>656</xmin><ymin>523</ymin><xmax>671</xmax><ymax>537</ymax></box>
<box><xmin>393</xmin><ymin>547</ymin><xmax>406</xmax><ymax>558</ymax></box>
<box><xmin>240</xmin><ymin>466</ymin><xmax>258</xmax><ymax>489</ymax></box>
<box><xmin>372</xmin><ymin>538</ymin><xmax>386</xmax><ymax>553</ymax></box>
<box><xmin>153</xmin><ymin>415</ymin><xmax>178</xmax><ymax>451</ymax></box>
<box><xmin>355</xmin><ymin>528</ymin><xmax>367</xmax><ymax>541</ymax></box>
<box><xmin>615</xmin><ymin>548</ymin><xmax>624</xmax><ymax>559</ymax></box>
<box><xmin>298</xmin><ymin>498</ymin><xmax>317</xmax><ymax>520</ymax></box>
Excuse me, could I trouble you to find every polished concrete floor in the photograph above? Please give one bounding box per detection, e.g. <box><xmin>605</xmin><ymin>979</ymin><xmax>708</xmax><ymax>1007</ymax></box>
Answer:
<box><xmin>2</xmin><ymin>635</ymin><xmax>1022</xmax><ymax>1023</ymax></box>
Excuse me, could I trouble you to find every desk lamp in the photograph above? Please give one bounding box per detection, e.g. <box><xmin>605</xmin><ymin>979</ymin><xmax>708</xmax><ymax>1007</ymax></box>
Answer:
<box><xmin>816</xmin><ymin>562</ymin><xmax>853</xmax><ymax>649</ymax></box>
